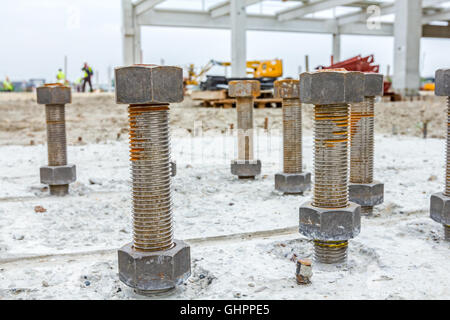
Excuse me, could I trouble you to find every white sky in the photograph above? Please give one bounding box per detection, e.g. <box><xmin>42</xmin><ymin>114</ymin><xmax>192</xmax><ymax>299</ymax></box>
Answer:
<box><xmin>1</xmin><ymin>0</ymin><xmax>450</xmax><ymax>84</ymax></box>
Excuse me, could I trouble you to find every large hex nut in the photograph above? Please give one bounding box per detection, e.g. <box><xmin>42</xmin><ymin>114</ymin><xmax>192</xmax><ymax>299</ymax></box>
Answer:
<box><xmin>299</xmin><ymin>201</ymin><xmax>361</xmax><ymax>241</ymax></box>
<box><xmin>274</xmin><ymin>79</ymin><xmax>300</xmax><ymax>99</ymax></box>
<box><xmin>364</xmin><ymin>73</ymin><xmax>384</xmax><ymax>97</ymax></box>
<box><xmin>118</xmin><ymin>240</ymin><xmax>191</xmax><ymax>292</ymax></box>
<box><xmin>115</xmin><ymin>65</ymin><xmax>184</xmax><ymax>104</ymax></box>
<box><xmin>275</xmin><ymin>172</ymin><xmax>311</xmax><ymax>194</ymax></box>
<box><xmin>36</xmin><ymin>84</ymin><xmax>71</xmax><ymax>105</ymax></box>
<box><xmin>228</xmin><ymin>80</ymin><xmax>261</xmax><ymax>98</ymax></box>
<box><xmin>300</xmin><ymin>70</ymin><xmax>365</xmax><ymax>105</ymax></box>
<box><xmin>430</xmin><ymin>192</ymin><xmax>450</xmax><ymax>225</ymax></box>
<box><xmin>435</xmin><ymin>69</ymin><xmax>450</xmax><ymax>96</ymax></box>
<box><xmin>231</xmin><ymin>160</ymin><xmax>261</xmax><ymax>177</ymax></box>
<box><xmin>40</xmin><ymin>164</ymin><xmax>76</xmax><ymax>185</ymax></box>
<box><xmin>349</xmin><ymin>182</ymin><xmax>384</xmax><ymax>207</ymax></box>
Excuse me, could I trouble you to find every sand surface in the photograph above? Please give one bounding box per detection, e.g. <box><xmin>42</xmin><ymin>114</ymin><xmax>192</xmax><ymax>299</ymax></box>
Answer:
<box><xmin>0</xmin><ymin>93</ymin><xmax>449</xmax><ymax>300</ymax></box>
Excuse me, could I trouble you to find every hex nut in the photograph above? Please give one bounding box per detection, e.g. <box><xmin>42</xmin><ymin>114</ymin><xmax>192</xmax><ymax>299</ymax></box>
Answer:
<box><xmin>118</xmin><ymin>240</ymin><xmax>191</xmax><ymax>292</ymax></box>
<box><xmin>349</xmin><ymin>182</ymin><xmax>384</xmax><ymax>207</ymax></box>
<box><xmin>430</xmin><ymin>192</ymin><xmax>450</xmax><ymax>225</ymax></box>
<box><xmin>364</xmin><ymin>73</ymin><xmax>384</xmax><ymax>97</ymax></box>
<box><xmin>36</xmin><ymin>84</ymin><xmax>71</xmax><ymax>105</ymax></box>
<box><xmin>435</xmin><ymin>69</ymin><xmax>450</xmax><ymax>96</ymax></box>
<box><xmin>299</xmin><ymin>201</ymin><xmax>361</xmax><ymax>241</ymax></box>
<box><xmin>231</xmin><ymin>160</ymin><xmax>261</xmax><ymax>177</ymax></box>
<box><xmin>40</xmin><ymin>164</ymin><xmax>76</xmax><ymax>185</ymax></box>
<box><xmin>275</xmin><ymin>172</ymin><xmax>311</xmax><ymax>194</ymax></box>
<box><xmin>300</xmin><ymin>70</ymin><xmax>365</xmax><ymax>105</ymax></box>
<box><xmin>228</xmin><ymin>80</ymin><xmax>261</xmax><ymax>98</ymax></box>
<box><xmin>115</xmin><ymin>65</ymin><xmax>184</xmax><ymax>104</ymax></box>
<box><xmin>274</xmin><ymin>79</ymin><xmax>300</xmax><ymax>99</ymax></box>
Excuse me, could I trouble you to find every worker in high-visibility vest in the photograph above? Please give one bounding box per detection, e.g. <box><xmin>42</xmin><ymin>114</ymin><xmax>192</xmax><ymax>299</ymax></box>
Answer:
<box><xmin>74</xmin><ymin>76</ymin><xmax>83</xmax><ymax>92</ymax></box>
<box><xmin>81</xmin><ymin>62</ymin><xmax>93</xmax><ymax>92</ymax></box>
<box><xmin>2</xmin><ymin>77</ymin><xmax>13</xmax><ymax>92</ymax></box>
<box><xmin>56</xmin><ymin>69</ymin><xmax>66</xmax><ymax>84</ymax></box>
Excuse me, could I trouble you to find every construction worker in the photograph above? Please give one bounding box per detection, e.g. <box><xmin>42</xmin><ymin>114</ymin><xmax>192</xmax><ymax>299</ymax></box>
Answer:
<box><xmin>2</xmin><ymin>77</ymin><xmax>14</xmax><ymax>92</ymax></box>
<box><xmin>81</xmin><ymin>62</ymin><xmax>93</xmax><ymax>92</ymax></box>
<box><xmin>56</xmin><ymin>69</ymin><xmax>66</xmax><ymax>84</ymax></box>
<box><xmin>74</xmin><ymin>76</ymin><xmax>83</xmax><ymax>92</ymax></box>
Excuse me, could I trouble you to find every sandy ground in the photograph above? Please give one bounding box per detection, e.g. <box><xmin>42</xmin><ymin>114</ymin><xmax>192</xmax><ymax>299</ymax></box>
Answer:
<box><xmin>0</xmin><ymin>93</ymin><xmax>449</xmax><ymax>300</ymax></box>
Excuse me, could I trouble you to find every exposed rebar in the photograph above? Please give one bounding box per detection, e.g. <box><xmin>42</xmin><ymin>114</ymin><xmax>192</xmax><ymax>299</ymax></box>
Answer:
<box><xmin>314</xmin><ymin>240</ymin><xmax>348</xmax><ymax>264</ymax></box>
<box><xmin>313</xmin><ymin>104</ymin><xmax>349</xmax><ymax>209</ymax></box>
<box><xmin>129</xmin><ymin>104</ymin><xmax>173</xmax><ymax>252</ymax></box>
<box><xmin>45</xmin><ymin>104</ymin><xmax>68</xmax><ymax>196</ymax></box>
<box><xmin>283</xmin><ymin>98</ymin><xmax>303</xmax><ymax>174</ymax></box>
<box><xmin>236</xmin><ymin>97</ymin><xmax>254</xmax><ymax>161</ymax></box>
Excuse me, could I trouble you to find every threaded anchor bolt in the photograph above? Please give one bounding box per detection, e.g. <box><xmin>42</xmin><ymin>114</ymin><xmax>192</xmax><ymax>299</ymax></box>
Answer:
<box><xmin>349</xmin><ymin>73</ymin><xmax>384</xmax><ymax>216</ymax></box>
<box><xmin>36</xmin><ymin>84</ymin><xmax>76</xmax><ymax>196</ymax></box>
<box><xmin>430</xmin><ymin>69</ymin><xmax>450</xmax><ymax>240</ymax></box>
<box><xmin>298</xmin><ymin>70</ymin><xmax>363</xmax><ymax>265</ymax></box>
<box><xmin>115</xmin><ymin>65</ymin><xmax>191</xmax><ymax>295</ymax></box>
<box><xmin>229</xmin><ymin>80</ymin><xmax>262</xmax><ymax>179</ymax></box>
<box><xmin>274</xmin><ymin>80</ymin><xmax>311</xmax><ymax>194</ymax></box>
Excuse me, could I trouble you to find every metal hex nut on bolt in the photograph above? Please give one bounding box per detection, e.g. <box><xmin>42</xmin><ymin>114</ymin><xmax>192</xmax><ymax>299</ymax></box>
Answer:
<box><xmin>275</xmin><ymin>172</ymin><xmax>311</xmax><ymax>194</ymax></box>
<box><xmin>115</xmin><ymin>65</ymin><xmax>184</xmax><ymax>104</ymax></box>
<box><xmin>118</xmin><ymin>240</ymin><xmax>191</xmax><ymax>292</ymax></box>
<box><xmin>435</xmin><ymin>69</ymin><xmax>450</xmax><ymax>96</ymax></box>
<box><xmin>231</xmin><ymin>160</ymin><xmax>261</xmax><ymax>177</ymax></box>
<box><xmin>299</xmin><ymin>202</ymin><xmax>361</xmax><ymax>241</ymax></box>
<box><xmin>228</xmin><ymin>80</ymin><xmax>261</xmax><ymax>98</ymax></box>
<box><xmin>300</xmin><ymin>70</ymin><xmax>365</xmax><ymax>105</ymax></box>
<box><xmin>40</xmin><ymin>164</ymin><xmax>76</xmax><ymax>185</ymax></box>
<box><xmin>349</xmin><ymin>182</ymin><xmax>384</xmax><ymax>207</ymax></box>
<box><xmin>364</xmin><ymin>73</ymin><xmax>384</xmax><ymax>97</ymax></box>
<box><xmin>36</xmin><ymin>84</ymin><xmax>71</xmax><ymax>105</ymax></box>
<box><xmin>430</xmin><ymin>193</ymin><xmax>450</xmax><ymax>225</ymax></box>
<box><xmin>274</xmin><ymin>79</ymin><xmax>300</xmax><ymax>99</ymax></box>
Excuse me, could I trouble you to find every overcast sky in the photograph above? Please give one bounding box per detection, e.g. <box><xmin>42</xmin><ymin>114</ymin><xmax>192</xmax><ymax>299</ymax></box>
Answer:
<box><xmin>1</xmin><ymin>0</ymin><xmax>450</xmax><ymax>84</ymax></box>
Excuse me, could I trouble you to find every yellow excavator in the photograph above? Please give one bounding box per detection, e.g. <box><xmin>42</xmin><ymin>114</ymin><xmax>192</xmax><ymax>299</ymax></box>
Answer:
<box><xmin>184</xmin><ymin>59</ymin><xmax>283</xmax><ymax>90</ymax></box>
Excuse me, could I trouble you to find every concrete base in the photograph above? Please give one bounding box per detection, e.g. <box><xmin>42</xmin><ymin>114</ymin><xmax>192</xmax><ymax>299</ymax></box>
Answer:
<box><xmin>275</xmin><ymin>172</ymin><xmax>311</xmax><ymax>194</ymax></box>
<box><xmin>231</xmin><ymin>160</ymin><xmax>261</xmax><ymax>179</ymax></box>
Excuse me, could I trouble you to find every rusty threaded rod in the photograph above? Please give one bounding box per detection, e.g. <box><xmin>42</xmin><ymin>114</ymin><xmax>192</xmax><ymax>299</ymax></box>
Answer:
<box><xmin>45</xmin><ymin>104</ymin><xmax>68</xmax><ymax>196</ymax></box>
<box><xmin>313</xmin><ymin>104</ymin><xmax>350</xmax><ymax>263</ymax></box>
<box><xmin>313</xmin><ymin>104</ymin><xmax>349</xmax><ymax>209</ymax></box>
<box><xmin>350</xmin><ymin>97</ymin><xmax>375</xmax><ymax>215</ymax></box>
<box><xmin>283</xmin><ymin>98</ymin><xmax>303</xmax><ymax>174</ymax></box>
<box><xmin>236</xmin><ymin>97</ymin><xmax>254</xmax><ymax>161</ymax></box>
<box><xmin>129</xmin><ymin>104</ymin><xmax>173</xmax><ymax>252</ymax></box>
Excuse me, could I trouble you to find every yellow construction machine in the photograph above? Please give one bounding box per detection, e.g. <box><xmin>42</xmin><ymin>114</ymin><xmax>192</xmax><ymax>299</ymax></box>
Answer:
<box><xmin>184</xmin><ymin>59</ymin><xmax>283</xmax><ymax>90</ymax></box>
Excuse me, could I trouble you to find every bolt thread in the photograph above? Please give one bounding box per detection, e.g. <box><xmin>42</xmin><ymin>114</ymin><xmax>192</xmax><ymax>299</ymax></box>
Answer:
<box><xmin>445</xmin><ymin>97</ymin><xmax>450</xmax><ymax>197</ymax></box>
<box><xmin>350</xmin><ymin>97</ymin><xmax>374</xmax><ymax>184</ymax></box>
<box><xmin>129</xmin><ymin>105</ymin><xmax>173</xmax><ymax>252</ymax></box>
<box><xmin>283</xmin><ymin>98</ymin><xmax>303</xmax><ymax>174</ymax></box>
<box><xmin>236</xmin><ymin>97</ymin><xmax>254</xmax><ymax>161</ymax></box>
<box><xmin>361</xmin><ymin>206</ymin><xmax>373</xmax><ymax>216</ymax></box>
<box><xmin>313</xmin><ymin>104</ymin><xmax>349</xmax><ymax>208</ymax></box>
<box><xmin>45</xmin><ymin>105</ymin><xmax>67</xmax><ymax>166</ymax></box>
<box><xmin>445</xmin><ymin>225</ymin><xmax>450</xmax><ymax>241</ymax></box>
<box><xmin>49</xmin><ymin>184</ymin><xmax>69</xmax><ymax>196</ymax></box>
<box><xmin>314</xmin><ymin>240</ymin><xmax>348</xmax><ymax>264</ymax></box>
